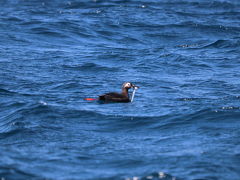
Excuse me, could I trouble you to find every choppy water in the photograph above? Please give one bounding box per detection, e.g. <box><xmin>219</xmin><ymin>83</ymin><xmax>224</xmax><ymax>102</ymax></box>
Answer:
<box><xmin>0</xmin><ymin>0</ymin><xmax>240</xmax><ymax>179</ymax></box>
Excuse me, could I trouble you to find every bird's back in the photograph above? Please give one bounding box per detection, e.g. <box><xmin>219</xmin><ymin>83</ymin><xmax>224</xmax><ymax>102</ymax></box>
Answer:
<box><xmin>99</xmin><ymin>92</ymin><xmax>130</xmax><ymax>102</ymax></box>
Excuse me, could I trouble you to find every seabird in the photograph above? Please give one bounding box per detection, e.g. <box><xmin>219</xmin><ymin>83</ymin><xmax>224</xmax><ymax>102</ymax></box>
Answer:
<box><xmin>98</xmin><ymin>82</ymin><xmax>139</xmax><ymax>103</ymax></box>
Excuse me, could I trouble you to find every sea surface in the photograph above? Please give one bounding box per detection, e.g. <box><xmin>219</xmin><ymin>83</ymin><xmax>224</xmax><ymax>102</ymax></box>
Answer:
<box><xmin>0</xmin><ymin>0</ymin><xmax>240</xmax><ymax>179</ymax></box>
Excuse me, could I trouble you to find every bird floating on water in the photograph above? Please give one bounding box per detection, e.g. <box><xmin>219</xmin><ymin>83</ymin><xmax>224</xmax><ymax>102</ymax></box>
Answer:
<box><xmin>85</xmin><ymin>82</ymin><xmax>139</xmax><ymax>103</ymax></box>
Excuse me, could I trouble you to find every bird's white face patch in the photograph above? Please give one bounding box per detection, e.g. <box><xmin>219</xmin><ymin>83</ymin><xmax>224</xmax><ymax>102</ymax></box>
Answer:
<box><xmin>123</xmin><ymin>82</ymin><xmax>132</xmax><ymax>88</ymax></box>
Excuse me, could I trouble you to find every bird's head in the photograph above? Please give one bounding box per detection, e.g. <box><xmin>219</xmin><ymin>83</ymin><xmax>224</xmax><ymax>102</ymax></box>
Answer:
<box><xmin>122</xmin><ymin>82</ymin><xmax>139</xmax><ymax>90</ymax></box>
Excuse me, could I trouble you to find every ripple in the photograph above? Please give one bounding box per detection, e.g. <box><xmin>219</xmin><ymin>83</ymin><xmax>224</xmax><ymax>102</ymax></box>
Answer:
<box><xmin>0</xmin><ymin>165</ymin><xmax>42</xmax><ymax>180</ymax></box>
<box><xmin>203</xmin><ymin>39</ymin><xmax>240</xmax><ymax>49</ymax></box>
<box><xmin>126</xmin><ymin>171</ymin><xmax>178</xmax><ymax>180</ymax></box>
<box><xmin>30</xmin><ymin>27</ymin><xmax>68</xmax><ymax>38</ymax></box>
<box><xmin>0</xmin><ymin>88</ymin><xmax>15</xmax><ymax>95</ymax></box>
<box><xmin>62</xmin><ymin>63</ymin><xmax>120</xmax><ymax>72</ymax></box>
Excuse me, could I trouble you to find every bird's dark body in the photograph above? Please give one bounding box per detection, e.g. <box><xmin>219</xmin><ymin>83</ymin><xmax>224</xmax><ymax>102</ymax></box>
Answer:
<box><xmin>97</xmin><ymin>82</ymin><xmax>139</xmax><ymax>103</ymax></box>
<box><xmin>99</xmin><ymin>92</ymin><xmax>130</xmax><ymax>103</ymax></box>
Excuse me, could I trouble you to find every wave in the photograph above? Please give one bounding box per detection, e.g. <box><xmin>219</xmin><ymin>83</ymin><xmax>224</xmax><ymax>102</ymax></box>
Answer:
<box><xmin>30</xmin><ymin>27</ymin><xmax>68</xmax><ymax>38</ymax></box>
<box><xmin>0</xmin><ymin>102</ymin><xmax>52</xmax><ymax>135</ymax></box>
<box><xmin>1</xmin><ymin>89</ymin><xmax>240</xmax><ymax>135</ymax></box>
<box><xmin>131</xmin><ymin>108</ymin><xmax>240</xmax><ymax>132</ymax></box>
<box><xmin>202</xmin><ymin>39</ymin><xmax>240</xmax><ymax>49</ymax></box>
<box><xmin>126</xmin><ymin>171</ymin><xmax>179</xmax><ymax>180</ymax></box>
<box><xmin>0</xmin><ymin>88</ymin><xmax>15</xmax><ymax>95</ymax></box>
<box><xmin>0</xmin><ymin>165</ymin><xmax>42</xmax><ymax>180</ymax></box>
<box><xmin>62</xmin><ymin>63</ymin><xmax>119</xmax><ymax>72</ymax></box>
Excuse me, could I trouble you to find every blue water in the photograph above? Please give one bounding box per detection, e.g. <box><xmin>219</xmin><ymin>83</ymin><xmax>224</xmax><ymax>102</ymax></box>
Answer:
<box><xmin>0</xmin><ymin>0</ymin><xmax>240</xmax><ymax>179</ymax></box>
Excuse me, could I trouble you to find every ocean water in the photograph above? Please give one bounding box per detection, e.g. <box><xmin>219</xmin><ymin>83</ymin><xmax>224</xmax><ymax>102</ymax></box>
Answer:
<box><xmin>0</xmin><ymin>0</ymin><xmax>240</xmax><ymax>179</ymax></box>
